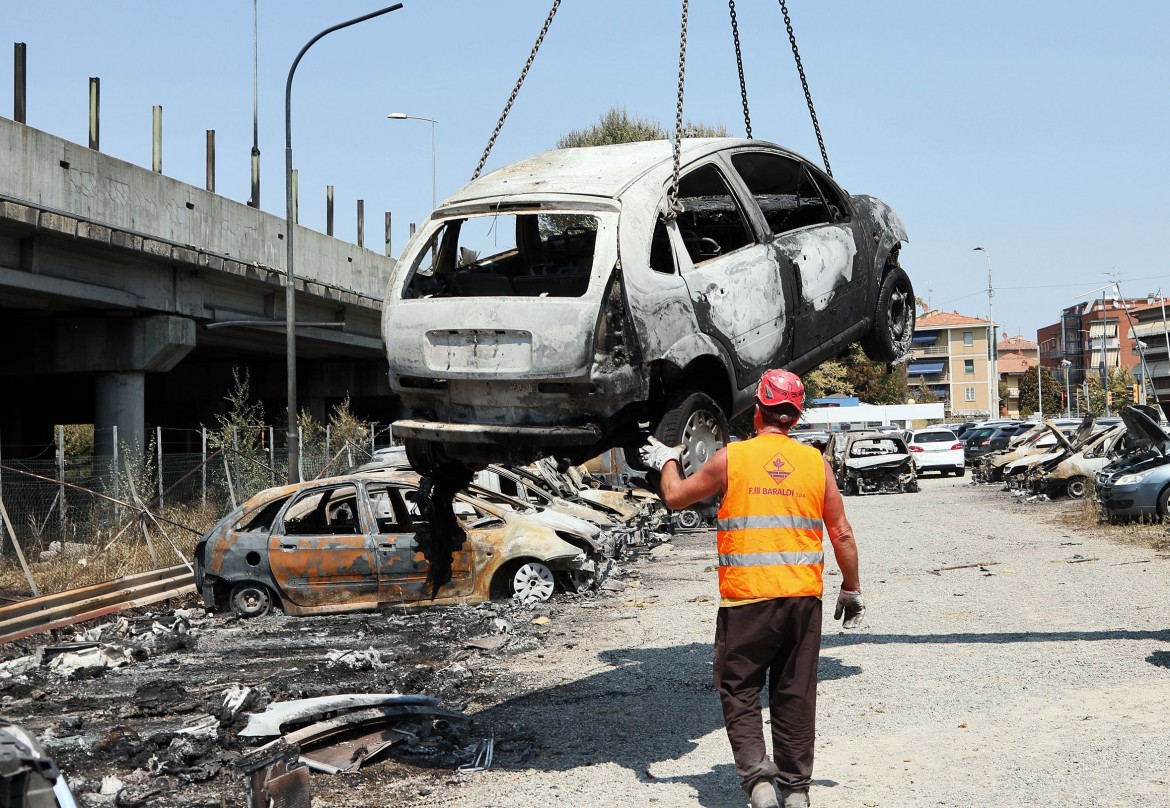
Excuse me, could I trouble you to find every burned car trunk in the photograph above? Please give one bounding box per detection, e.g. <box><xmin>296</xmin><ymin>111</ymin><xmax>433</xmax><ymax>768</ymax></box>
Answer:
<box><xmin>826</xmin><ymin>431</ymin><xmax>918</xmax><ymax>496</ymax></box>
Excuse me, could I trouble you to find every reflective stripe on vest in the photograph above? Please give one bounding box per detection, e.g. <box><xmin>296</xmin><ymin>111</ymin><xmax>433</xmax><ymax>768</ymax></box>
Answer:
<box><xmin>716</xmin><ymin>434</ymin><xmax>826</xmax><ymax>599</ymax></box>
<box><xmin>718</xmin><ymin>551</ymin><xmax>825</xmax><ymax>567</ymax></box>
<box><xmin>717</xmin><ymin>515</ymin><xmax>825</xmax><ymax>532</ymax></box>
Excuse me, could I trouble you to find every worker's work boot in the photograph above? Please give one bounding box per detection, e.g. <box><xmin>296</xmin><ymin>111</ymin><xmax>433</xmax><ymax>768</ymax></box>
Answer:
<box><xmin>780</xmin><ymin>787</ymin><xmax>811</xmax><ymax>807</ymax></box>
<box><xmin>749</xmin><ymin>780</ymin><xmax>780</xmax><ymax>808</ymax></box>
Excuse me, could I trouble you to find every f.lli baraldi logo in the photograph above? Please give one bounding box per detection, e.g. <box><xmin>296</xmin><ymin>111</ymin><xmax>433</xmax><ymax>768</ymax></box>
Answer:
<box><xmin>763</xmin><ymin>451</ymin><xmax>792</xmax><ymax>483</ymax></box>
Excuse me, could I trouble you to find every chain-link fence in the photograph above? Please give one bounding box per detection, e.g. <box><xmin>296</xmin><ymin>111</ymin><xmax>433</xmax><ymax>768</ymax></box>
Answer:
<box><xmin>0</xmin><ymin>423</ymin><xmax>396</xmax><ymax>595</ymax></box>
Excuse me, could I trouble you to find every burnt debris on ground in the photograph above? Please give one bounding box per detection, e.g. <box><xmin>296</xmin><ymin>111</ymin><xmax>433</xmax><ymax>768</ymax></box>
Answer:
<box><xmin>0</xmin><ymin>547</ymin><xmax>654</xmax><ymax>807</ymax></box>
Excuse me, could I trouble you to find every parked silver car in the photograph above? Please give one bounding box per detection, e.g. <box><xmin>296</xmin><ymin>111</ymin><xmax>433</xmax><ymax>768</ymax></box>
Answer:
<box><xmin>383</xmin><ymin>138</ymin><xmax>912</xmax><ymax>472</ymax></box>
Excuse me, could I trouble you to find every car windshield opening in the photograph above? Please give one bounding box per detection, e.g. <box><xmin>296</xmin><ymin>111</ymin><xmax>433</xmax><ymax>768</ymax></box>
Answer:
<box><xmin>404</xmin><ymin>212</ymin><xmax>599</xmax><ymax>299</ymax></box>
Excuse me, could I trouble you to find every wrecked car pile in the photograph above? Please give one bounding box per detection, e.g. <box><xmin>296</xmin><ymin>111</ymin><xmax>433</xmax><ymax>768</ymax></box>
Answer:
<box><xmin>194</xmin><ymin>456</ymin><xmax>672</xmax><ymax>620</ymax></box>
<box><xmin>961</xmin><ymin>407</ymin><xmax>1170</xmax><ymax>521</ymax></box>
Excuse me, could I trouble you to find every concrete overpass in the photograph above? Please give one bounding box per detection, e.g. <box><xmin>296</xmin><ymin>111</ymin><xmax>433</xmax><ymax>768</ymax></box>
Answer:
<box><xmin>0</xmin><ymin>115</ymin><xmax>398</xmax><ymax>457</ymax></box>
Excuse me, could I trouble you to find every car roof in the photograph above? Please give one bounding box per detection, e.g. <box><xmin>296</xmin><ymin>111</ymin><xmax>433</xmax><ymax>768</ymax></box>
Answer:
<box><xmin>443</xmin><ymin>138</ymin><xmax>804</xmax><ymax>206</ymax></box>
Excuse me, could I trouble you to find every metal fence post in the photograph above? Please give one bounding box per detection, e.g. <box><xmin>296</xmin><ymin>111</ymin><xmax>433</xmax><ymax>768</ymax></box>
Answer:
<box><xmin>370</xmin><ymin>423</ymin><xmax>376</xmax><ymax>453</ymax></box>
<box><xmin>58</xmin><ymin>425</ymin><xmax>66</xmax><ymax>541</ymax></box>
<box><xmin>269</xmin><ymin>426</ymin><xmax>276</xmax><ymax>486</ymax></box>
<box><xmin>325</xmin><ymin>425</ymin><xmax>331</xmax><ymax>460</ymax></box>
<box><xmin>156</xmin><ymin>425</ymin><xmax>164</xmax><ymax>508</ymax></box>
<box><xmin>201</xmin><ymin>428</ymin><xmax>207</xmax><ymax>507</ymax></box>
<box><xmin>298</xmin><ymin>426</ymin><xmax>304</xmax><ymax>482</ymax></box>
<box><xmin>232</xmin><ymin>426</ymin><xmax>239</xmax><ymax>493</ymax></box>
<box><xmin>112</xmin><ymin>425</ymin><xmax>120</xmax><ymax>523</ymax></box>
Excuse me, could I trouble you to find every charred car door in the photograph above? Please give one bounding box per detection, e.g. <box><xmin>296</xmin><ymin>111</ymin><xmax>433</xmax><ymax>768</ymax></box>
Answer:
<box><xmin>728</xmin><ymin>150</ymin><xmax>865</xmax><ymax>362</ymax></box>
<box><xmin>267</xmin><ymin>483</ymin><xmax>377</xmax><ymax>608</ymax></box>
<box><xmin>673</xmin><ymin>160</ymin><xmax>791</xmax><ymax>387</ymax></box>
<box><xmin>398</xmin><ymin>485</ymin><xmax>478</xmax><ymax>597</ymax></box>
<box><xmin>366</xmin><ymin>483</ymin><xmax>431</xmax><ymax>601</ymax></box>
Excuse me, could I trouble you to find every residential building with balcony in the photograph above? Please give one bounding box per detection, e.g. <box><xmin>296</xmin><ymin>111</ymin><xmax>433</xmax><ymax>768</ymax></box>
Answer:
<box><xmin>910</xmin><ymin>310</ymin><xmax>995</xmax><ymax>418</ymax></box>
<box><xmin>996</xmin><ymin>334</ymin><xmax>1038</xmax><ymax>419</ymax></box>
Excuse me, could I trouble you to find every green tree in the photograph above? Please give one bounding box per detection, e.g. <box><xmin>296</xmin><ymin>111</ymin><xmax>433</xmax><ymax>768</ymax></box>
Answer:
<box><xmin>842</xmin><ymin>346</ymin><xmax>907</xmax><ymax>404</ymax></box>
<box><xmin>802</xmin><ymin>359</ymin><xmax>850</xmax><ymax>400</ymax></box>
<box><xmin>556</xmin><ymin>106</ymin><xmax>727</xmax><ymax>149</ymax></box>
<box><xmin>1017</xmin><ymin>366</ymin><xmax>1062</xmax><ymax>418</ymax></box>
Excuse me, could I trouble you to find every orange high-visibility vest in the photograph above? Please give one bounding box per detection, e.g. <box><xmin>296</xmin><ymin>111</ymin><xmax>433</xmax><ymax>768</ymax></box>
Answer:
<box><xmin>716</xmin><ymin>433</ymin><xmax>826</xmax><ymax>600</ymax></box>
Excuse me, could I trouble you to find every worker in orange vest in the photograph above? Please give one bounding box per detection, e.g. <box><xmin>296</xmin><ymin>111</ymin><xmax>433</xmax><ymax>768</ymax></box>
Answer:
<box><xmin>640</xmin><ymin>369</ymin><xmax>864</xmax><ymax>808</ymax></box>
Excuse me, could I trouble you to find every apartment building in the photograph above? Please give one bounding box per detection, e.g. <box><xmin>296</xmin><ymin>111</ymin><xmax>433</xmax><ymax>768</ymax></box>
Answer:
<box><xmin>909</xmin><ymin>310</ymin><xmax>996</xmax><ymax>418</ymax></box>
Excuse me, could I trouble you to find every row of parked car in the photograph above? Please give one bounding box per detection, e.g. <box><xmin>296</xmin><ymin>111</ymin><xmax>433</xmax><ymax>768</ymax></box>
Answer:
<box><xmin>193</xmin><ymin>448</ymin><xmax>671</xmax><ymax>618</ymax></box>
<box><xmin>958</xmin><ymin>407</ymin><xmax>1170</xmax><ymax>521</ymax></box>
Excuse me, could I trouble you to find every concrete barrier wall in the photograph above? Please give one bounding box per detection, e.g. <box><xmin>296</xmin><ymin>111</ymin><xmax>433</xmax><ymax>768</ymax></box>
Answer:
<box><xmin>0</xmin><ymin>116</ymin><xmax>393</xmax><ymax>301</ymax></box>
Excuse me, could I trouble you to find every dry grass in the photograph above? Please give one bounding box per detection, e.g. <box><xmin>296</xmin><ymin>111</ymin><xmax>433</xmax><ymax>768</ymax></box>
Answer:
<box><xmin>0</xmin><ymin>499</ymin><xmax>220</xmax><ymax>598</ymax></box>
<box><xmin>1053</xmin><ymin>492</ymin><xmax>1170</xmax><ymax>553</ymax></box>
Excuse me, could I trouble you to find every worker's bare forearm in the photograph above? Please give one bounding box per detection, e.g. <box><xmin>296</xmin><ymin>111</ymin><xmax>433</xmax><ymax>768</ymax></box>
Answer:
<box><xmin>827</xmin><ymin>521</ymin><xmax>860</xmax><ymax>591</ymax></box>
<box><xmin>658</xmin><ymin>449</ymin><xmax>726</xmax><ymax>511</ymax></box>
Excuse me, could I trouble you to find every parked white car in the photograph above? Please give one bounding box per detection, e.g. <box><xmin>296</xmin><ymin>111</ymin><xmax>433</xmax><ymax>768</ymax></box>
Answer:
<box><xmin>904</xmin><ymin>427</ymin><xmax>965</xmax><ymax>477</ymax></box>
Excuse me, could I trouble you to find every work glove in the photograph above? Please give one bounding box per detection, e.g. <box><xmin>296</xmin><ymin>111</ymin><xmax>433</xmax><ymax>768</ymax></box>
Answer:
<box><xmin>833</xmin><ymin>588</ymin><xmax>865</xmax><ymax>629</ymax></box>
<box><xmin>639</xmin><ymin>436</ymin><xmax>684</xmax><ymax>472</ymax></box>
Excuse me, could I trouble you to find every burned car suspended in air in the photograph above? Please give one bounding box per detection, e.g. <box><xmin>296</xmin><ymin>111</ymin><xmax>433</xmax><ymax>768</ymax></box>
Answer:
<box><xmin>825</xmin><ymin>430</ymin><xmax>919</xmax><ymax>495</ymax></box>
<box><xmin>382</xmin><ymin>138</ymin><xmax>912</xmax><ymax>474</ymax></box>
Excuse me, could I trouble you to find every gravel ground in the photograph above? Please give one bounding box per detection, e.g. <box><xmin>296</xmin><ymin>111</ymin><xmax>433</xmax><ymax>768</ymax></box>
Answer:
<box><xmin>403</xmin><ymin>476</ymin><xmax>1170</xmax><ymax>808</ymax></box>
<box><xmin>6</xmin><ymin>475</ymin><xmax>1169</xmax><ymax>807</ymax></box>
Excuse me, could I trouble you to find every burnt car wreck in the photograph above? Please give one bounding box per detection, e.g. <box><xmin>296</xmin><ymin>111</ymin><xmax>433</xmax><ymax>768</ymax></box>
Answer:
<box><xmin>826</xmin><ymin>431</ymin><xmax>919</xmax><ymax>496</ymax></box>
<box><xmin>383</xmin><ymin>138</ymin><xmax>913</xmax><ymax>474</ymax></box>
<box><xmin>193</xmin><ymin>468</ymin><xmax>605</xmax><ymax>617</ymax></box>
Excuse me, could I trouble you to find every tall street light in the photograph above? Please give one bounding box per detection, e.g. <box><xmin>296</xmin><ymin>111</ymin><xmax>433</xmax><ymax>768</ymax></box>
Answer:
<box><xmin>387</xmin><ymin>112</ymin><xmax>437</xmax><ymax>211</ymax></box>
<box><xmin>973</xmin><ymin>247</ymin><xmax>998</xmax><ymax>418</ymax></box>
<box><xmin>284</xmin><ymin>2</ymin><xmax>404</xmax><ymax>482</ymax></box>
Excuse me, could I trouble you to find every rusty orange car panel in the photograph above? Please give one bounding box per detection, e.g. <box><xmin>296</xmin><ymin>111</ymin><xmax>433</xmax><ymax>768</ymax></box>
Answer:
<box><xmin>196</xmin><ymin>469</ymin><xmax>586</xmax><ymax>615</ymax></box>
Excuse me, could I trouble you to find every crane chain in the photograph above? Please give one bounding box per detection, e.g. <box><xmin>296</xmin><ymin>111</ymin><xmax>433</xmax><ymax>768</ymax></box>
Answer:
<box><xmin>728</xmin><ymin>0</ymin><xmax>752</xmax><ymax>139</ymax></box>
<box><xmin>778</xmin><ymin>0</ymin><xmax>832</xmax><ymax>177</ymax></box>
<box><xmin>470</xmin><ymin>0</ymin><xmax>562</xmax><ymax>181</ymax></box>
<box><xmin>665</xmin><ymin>0</ymin><xmax>690</xmax><ymax>220</ymax></box>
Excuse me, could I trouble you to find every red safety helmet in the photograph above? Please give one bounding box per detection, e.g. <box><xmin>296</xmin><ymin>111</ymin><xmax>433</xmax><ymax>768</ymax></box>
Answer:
<box><xmin>755</xmin><ymin>369</ymin><xmax>805</xmax><ymax>413</ymax></box>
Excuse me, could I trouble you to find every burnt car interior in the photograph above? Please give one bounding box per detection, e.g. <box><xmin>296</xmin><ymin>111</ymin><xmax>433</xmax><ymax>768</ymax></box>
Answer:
<box><xmin>849</xmin><ymin>438</ymin><xmax>905</xmax><ymax>457</ymax></box>
<box><xmin>675</xmin><ymin>164</ymin><xmax>753</xmax><ymax>263</ymax></box>
<box><xmin>729</xmin><ymin>151</ymin><xmax>843</xmax><ymax>233</ymax></box>
<box><xmin>281</xmin><ymin>484</ymin><xmax>361</xmax><ymax>535</ymax></box>
<box><xmin>404</xmin><ymin>213</ymin><xmax>598</xmax><ymax>299</ymax></box>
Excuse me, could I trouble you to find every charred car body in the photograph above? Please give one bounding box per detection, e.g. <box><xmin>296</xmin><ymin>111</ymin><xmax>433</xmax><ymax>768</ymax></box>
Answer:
<box><xmin>825</xmin><ymin>430</ymin><xmax>918</xmax><ymax>495</ymax></box>
<box><xmin>383</xmin><ymin>138</ymin><xmax>912</xmax><ymax>472</ymax></box>
<box><xmin>1094</xmin><ymin>408</ymin><xmax>1170</xmax><ymax>520</ymax></box>
<box><xmin>193</xmin><ymin>469</ymin><xmax>602</xmax><ymax>617</ymax></box>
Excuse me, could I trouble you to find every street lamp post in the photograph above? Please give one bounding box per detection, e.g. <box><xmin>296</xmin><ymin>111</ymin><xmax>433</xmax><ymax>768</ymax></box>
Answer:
<box><xmin>1061</xmin><ymin>359</ymin><xmax>1072</xmax><ymax>418</ymax></box>
<box><xmin>387</xmin><ymin>113</ymin><xmax>437</xmax><ymax>212</ymax></box>
<box><xmin>973</xmin><ymin>247</ymin><xmax>998</xmax><ymax>418</ymax></box>
<box><xmin>283</xmin><ymin>2</ymin><xmax>404</xmax><ymax>483</ymax></box>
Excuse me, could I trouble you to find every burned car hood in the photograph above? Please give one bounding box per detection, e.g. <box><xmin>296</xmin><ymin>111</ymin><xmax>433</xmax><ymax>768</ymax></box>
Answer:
<box><xmin>844</xmin><ymin>453</ymin><xmax>911</xmax><ymax>470</ymax></box>
<box><xmin>1120</xmin><ymin>407</ymin><xmax>1170</xmax><ymax>454</ymax></box>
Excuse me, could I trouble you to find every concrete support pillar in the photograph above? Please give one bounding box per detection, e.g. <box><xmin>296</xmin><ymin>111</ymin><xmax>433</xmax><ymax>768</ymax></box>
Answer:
<box><xmin>94</xmin><ymin>372</ymin><xmax>145</xmax><ymax>464</ymax></box>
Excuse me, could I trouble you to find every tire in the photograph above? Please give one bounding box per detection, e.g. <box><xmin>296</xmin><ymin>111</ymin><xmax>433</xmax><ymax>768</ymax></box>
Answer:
<box><xmin>654</xmin><ymin>391</ymin><xmax>730</xmax><ymax>478</ymax></box>
<box><xmin>1157</xmin><ymin>485</ymin><xmax>1170</xmax><ymax>520</ymax></box>
<box><xmin>1066</xmin><ymin>476</ymin><xmax>1088</xmax><ymax>499</ymax></box>
<box><xmin>860</xmin><ymin>266</ymin><xmax>915</xmax><ymax>363</ymax></box>
<box><xmin>230</xmin><ymin>582</ymin><xmax>273</xmax><ymax>619</ymax></box>
<box><xmin>676</xmin><ymin>509</ymin><xmax>704</xmax><ymax>530</ymax></box>
<box><xmin>511</xmin><ymin>561</ymin><xmax>556</xmax><ymax>603</ymax></box>
<box><xmin>956</xmin><ymin>466</ymin><xmax>966</xmax><ymax>478</ymax></box>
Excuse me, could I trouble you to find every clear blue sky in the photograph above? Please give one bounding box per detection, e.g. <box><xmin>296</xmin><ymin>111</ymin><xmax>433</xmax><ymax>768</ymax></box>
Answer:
<box><xmin>3</xmin><ymin>1</ymin><xmax>1168</xmax><ymax>341</ymax></box>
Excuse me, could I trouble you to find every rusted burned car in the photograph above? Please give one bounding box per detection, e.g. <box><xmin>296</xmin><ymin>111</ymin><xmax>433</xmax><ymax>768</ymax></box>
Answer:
<box><xmin>193</xmin><ymin>469</ymin><xmax>599</xmax><ymax>617</ymax></box>
<box><xmin>825</xmin><ymin>430</ymin><xmax>918</xmax><ymax>495</ymax></box>
<box><xmin>1032</xmin><ymin>421</ymin><xmax>1131</xmax><ymax>499</ymax></box>
<box><xmin>382</xmin><ymin>138</ymin><xmax>912</xmax><ymax>473</ymax></box>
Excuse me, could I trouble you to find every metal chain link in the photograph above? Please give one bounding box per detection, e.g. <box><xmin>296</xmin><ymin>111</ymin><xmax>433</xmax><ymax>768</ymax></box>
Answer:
<box><xmin>779</xmin><ymin>0</ymin><xmax>832</xmax><ymax>177</ymax></box>
<box><xmin>665</xmin><ymin>0</ymin><xmax>690</xmax><ymax>220</ymax></box>
<box><xmin>470</xmin><ymin>0</ymin><xmax>562</xmax><ymax>181</ymax></box>
<box><xmin>728</xmin><ymin>0</ymin><xmax>752</xmax><ymax>139</ymax></box>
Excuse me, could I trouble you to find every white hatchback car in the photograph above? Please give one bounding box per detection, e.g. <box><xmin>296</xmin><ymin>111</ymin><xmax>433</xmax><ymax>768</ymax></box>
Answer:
<box><xmin>905</xmin><ymin>428</ymin><xmax>965</xmax><ymax>477</ymax></box>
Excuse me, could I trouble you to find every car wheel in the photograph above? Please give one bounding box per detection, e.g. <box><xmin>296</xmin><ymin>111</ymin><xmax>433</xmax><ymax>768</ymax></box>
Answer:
<box><xmin>860</xmin><ymin>266</ymin><xmax>915</xmax><ymax>363</ymax></box>
<box><xmin>956</xmin><ymin>466</ymin><xmax>966</xmax><ymax>478</ymax></box>
<box><xmin>230</xmin><ymin>582</ymin><xmax>273</xmax><ymax>619</ymax></box>
<box><xmin>655</xmin><ymin>391</ymin><xmax>729</xmax><ymax>478</ymax></box>
<box><xmin>557</xmin><ymin>567</ymin><xmax>597</xmax><ymax>594</ymax></box>
<box><xmin>511</xmin><ymin>561</ymin><xmax>556</xmax><ymax>603</ymax></box>
<box><xmin>676</xmin><ymin>508</ymin><xmax>704</xmax><ymax>529</ymax></box>
<box><xmin>1156</xmin><ymin>485</ymin><xmax>1170</xmax><ymax>519</ymax></box>
<box><xmin>1066</xmin><ymin>476</ymin><xmax>1088</xmax><ymax>499</ymax></box>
